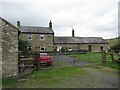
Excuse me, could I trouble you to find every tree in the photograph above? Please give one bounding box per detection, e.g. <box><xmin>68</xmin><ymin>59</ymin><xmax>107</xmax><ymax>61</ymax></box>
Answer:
<box><xmin>18</xmin><ymin>39</ymin><xmax>30</xmax><ymax>55</ymax></box>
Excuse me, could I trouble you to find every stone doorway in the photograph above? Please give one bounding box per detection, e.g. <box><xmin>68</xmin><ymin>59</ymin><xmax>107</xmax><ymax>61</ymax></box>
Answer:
<box><xmin>88</xmin><ymin>45</ymin><xmax>92</xmax><ymax>52</ymax></box>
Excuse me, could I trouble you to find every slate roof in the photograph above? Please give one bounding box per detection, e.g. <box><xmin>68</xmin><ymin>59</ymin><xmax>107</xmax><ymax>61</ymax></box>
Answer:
<box><xmin>19</xmin><ymin>26</ymin><xmax>54</xmax><ymax>34</ymax></box>
<box><xmin>54</xmin><ymin>37</ymin><xmax>108</xmax><ymax>44</ymax></box>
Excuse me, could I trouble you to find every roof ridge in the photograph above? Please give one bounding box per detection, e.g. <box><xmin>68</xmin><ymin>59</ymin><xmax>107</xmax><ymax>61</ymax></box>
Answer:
<box><xmin>55</xmin><ymin>36</ymin><xmax>102</xmax><ymax>38</ymax></box>
<box><xmin>20</xmin><ymin>26</ymin><xmax>49</xmax><ymax>28</ymax></box>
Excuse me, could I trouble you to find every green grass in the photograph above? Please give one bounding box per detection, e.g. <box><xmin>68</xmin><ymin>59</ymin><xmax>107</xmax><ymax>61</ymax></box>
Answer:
<box><xmin>2</xmin><ymin>77</ymin><xmax>17</xmax><ymax>88</ymax></box>
<box><xmin>2</xmin><ymin>66</ymin><xmax>86</xmax><ymax>88</ymax></box>
<box><xmin>28</xmin><ymin>67</ymin><xmax>80</xmax><ymax>78</ymax></box>
<box><xmin>106</xmin><ymin>38</ymin><xmax>119</xmax><ymax>47</ymax></box>
<box><xmin>70</xmin><ymin>52</ymin><xmax>119</xmax><ymax>69</ymax></box>
<box><xmin>15</xmin><ymin>66</ymin><xmax>85</xmax><ymax>88</ymax></box>
<box><xmin>2</xmin><ymin>65</ymin><xmax>118</xmax><ymax>88</ymax></box>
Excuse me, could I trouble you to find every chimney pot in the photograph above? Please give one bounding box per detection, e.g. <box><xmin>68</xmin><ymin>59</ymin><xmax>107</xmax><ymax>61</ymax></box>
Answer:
<box><xmin>49</xmin><ymin>20</ymin><xmax>52</xmax><ymax>28</ymax></box>
<box><xmin>17</xmin><ymin>21</ymin><xmax>20</xmax><ymax>27</ymax></box>
<box><xmin>72</xmin><ymin>28</ymin><xmax>75</xmax><ymax>37</ymax></box>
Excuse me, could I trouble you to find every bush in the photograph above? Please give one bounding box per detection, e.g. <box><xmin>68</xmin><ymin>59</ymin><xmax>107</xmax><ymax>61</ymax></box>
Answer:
<box><xmin>111</xmin><ymin>43</ymin><xmax>120</xmax><ymax>53</ymax></box>
<box><xmin>18</xmin><ymin>39</ymin><xmax>30</xmax><ymax>55</ymax></box>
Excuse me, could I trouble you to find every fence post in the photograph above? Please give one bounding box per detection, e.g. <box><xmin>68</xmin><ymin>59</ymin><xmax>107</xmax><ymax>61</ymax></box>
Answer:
<box><xmin>102</xmin><ymin>50</ymin><xmax>106</xmax><ymax>63</ymax></box>
<box><xmin>74</xmin><ymin>58</ymin><xmax>75</xmax><ymax>65</ymax></box>
<box><xmin>110</xmin><ymin>53</ymin><xmax>114</xmax><ymax>62</ymax></box>
<box><xmin>36</xmin><ymin>52</ymin><xmax>40</xmax><ymax>70</ymax></box>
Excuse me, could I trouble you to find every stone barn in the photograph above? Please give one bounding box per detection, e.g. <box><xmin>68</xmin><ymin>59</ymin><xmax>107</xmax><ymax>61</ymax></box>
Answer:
<box><xmin>0</xmin><ymin>17</ymin><xmax>18</xmax><ymax>77</ymax></box>
<box><xmin>54</xmin><ymin>29</ymin><xmax>108</xmax><ymax>52</ymax></box>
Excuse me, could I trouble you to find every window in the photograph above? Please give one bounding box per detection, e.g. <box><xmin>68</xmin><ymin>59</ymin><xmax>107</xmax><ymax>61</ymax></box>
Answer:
<box><xmin>40</xmin><ymin>35</ymin><xmax>45</xmax><ymax>40</ymax></box>
<box><xmin>40</xmin><ymin>46</ymin><xmax>45</xmax><ymax>51</ymax></box>
<box><xmin>28</xmin><ymin>46</ymin><xmax>32</xmax><ymax>51</ymax></box>
<box><xmin>68</xmin><ymin>47</ymin><xmax>72</xmax><ymax>51</ymax></box>
<box><xmin>28</xmin><ymin>34</ymin><xmax>32</xmax><ymax>40</ymax></box>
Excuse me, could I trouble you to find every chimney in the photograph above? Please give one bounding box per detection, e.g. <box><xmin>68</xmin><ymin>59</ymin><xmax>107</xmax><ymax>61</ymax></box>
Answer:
<box><xmin>72</xmin><ymin>28</ymin><xmax>75</xmax><ymax>37</ymax></box>
<box><xmin>49</xmin><ymin>20</ymin><xmax>52</xmax><ymax>28</ymax></box>
<box><xmin>17</xmin><ymin>21</ymin><xmax>20</xmax><ymax>27</ymax></box>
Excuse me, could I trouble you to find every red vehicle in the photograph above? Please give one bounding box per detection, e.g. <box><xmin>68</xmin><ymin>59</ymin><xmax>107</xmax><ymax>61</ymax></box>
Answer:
<box><xmin>34</xmin><ymin>53</ymin><xmax>53</xmax><ymax>66</ymax></box>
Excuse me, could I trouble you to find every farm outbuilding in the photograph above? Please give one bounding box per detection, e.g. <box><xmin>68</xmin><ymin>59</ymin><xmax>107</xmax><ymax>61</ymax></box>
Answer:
<box><xmin>0</xmin><ymin>17</ymin><xmax>18</xmax><ymax>77</ymax></box>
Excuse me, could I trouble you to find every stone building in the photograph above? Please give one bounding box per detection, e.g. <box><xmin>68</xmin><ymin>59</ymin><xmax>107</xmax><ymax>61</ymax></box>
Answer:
<box><xmin>54</xmin><ymin>29</ymin><xmax>108</xmax><ymax>52</ymax></box>
<box><xmin>19</xmin><ymin>21</ymin><xmax>108</xmax><ymax>52</ymax></box>
<box><xmin>0</xmin><ymin>17</ymin><xmax>18</xmax><ymax>77</ymax></box>
<box><xmin>18</xmin><ymin>20</ymin><xmax>54</xmax><ymax>52</ymax></box>
<box><xmin>54</xmin><ymin>36</ymin><xmax>108</xmax><ymax>52</ymax></box>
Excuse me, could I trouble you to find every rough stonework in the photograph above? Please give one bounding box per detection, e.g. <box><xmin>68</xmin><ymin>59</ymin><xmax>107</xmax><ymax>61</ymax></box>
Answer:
<box><xmin>0</xmin><ymin>19</ymin><xmax>2</xmax><ymax>79</ymax></box>
<box><xmin>19</xmin><ymin>33</ymin><xmax>54</xmax><ymax>51</ymax></box>
<box><xmin>54</xmin><ymin>43</ymin><xmax>108</xmax><ymax>52</ymax></box>
<box><xmin>0</xmin><ymin>17</ymin><xmax>18</xmax><ymax>77</ymax></box>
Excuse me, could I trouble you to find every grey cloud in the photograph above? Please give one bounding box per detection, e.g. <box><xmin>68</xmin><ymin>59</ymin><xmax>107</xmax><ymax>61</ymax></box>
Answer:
<box><xmin>1</xmin><ymin>0</ymin><xmax>118</xmax><ymax>39</ymax></box>
<box><xmin>2</xmin><ymin>2</ymin><xmax>50</xmax><ymax>26</ymax></box>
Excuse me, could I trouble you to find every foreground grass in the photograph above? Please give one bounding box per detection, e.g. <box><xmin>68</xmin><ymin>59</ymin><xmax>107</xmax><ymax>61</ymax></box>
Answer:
<box><xmin>2</xmin><ymin>77</ymin><xmax>17</xmax><ymax>88</ymax></box>
<box><xmin>2</xmin><ymin>65</ymin><xmax>118</xmax><ymax>88</ymax></box>
<box><xmin>2</xmin><ymin>52</ymin><xmax>119</xmax><ymax>88</ymax></box>
<box><xmin>70</xmin><ymin>52</ymin><xmax>119</xmax><ymax>69</ymax></box>
<box><xmin>2</xmin><ymin>66</ymin><xmax>85</xmax><ymax>88</ymax></box>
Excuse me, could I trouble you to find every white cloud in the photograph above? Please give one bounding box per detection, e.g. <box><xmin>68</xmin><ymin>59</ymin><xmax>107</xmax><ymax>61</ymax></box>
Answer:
<box><xmin>1</xmin><ymin>0</ymin><xmax>119</xmax><ymax>39</ymax></box>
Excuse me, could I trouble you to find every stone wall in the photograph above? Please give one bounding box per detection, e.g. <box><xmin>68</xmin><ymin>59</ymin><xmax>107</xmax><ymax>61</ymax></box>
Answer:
<box><xmin>19</xmin><ymin>33</ymin><xmax>54</xmax><ymax>52</ymax></box>
<box><xmin>1</xmin><ymin>18</ymin><xmax>18</xmax><ymax>77</ymax></box>
<box><xmin>0</xmin><ymin>19</ymin><xmax>2</xmax><ymax>79</ymax></box>
<box><xmin>55</xmin><ymin>43</ymin><xmax>108</xmax><ymax>52</ymax></box>
<box><xmin>19</xmin><ymin>32</ymin><xmax>108</xmax><ymax>52</ymax></box>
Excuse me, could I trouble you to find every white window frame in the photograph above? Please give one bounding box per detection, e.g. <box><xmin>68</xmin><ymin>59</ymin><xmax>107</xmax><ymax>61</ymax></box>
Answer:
<box><xmin>68</xmin><ymin>47</ymin><xmax>72</xmax><ymax>51</ymax></box>
<box><xmin>40</xmin><ymin>35</ymin><xmax>45</xmax><ymax>40</ymax></box>
<box><xmin>28</xmin><ymin>34</ymin><xmax>32</xmax><ymax>40</ymax></box>
<box><xmin>27</xmin><ymin>46</ymin><xmax>32</xmax><ymax>51</ymax></box>
<box><xmin>40</xmin><ymin>46</ymin><xmax>45</xmax><ymax>51</ymax></box>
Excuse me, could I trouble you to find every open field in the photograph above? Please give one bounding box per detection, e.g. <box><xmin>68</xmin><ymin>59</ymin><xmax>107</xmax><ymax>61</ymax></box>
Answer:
<box><xmin>2</xmin><ymin>52</ymin><xmax>119</xmax><ymax>88</ymax></box>
<box><xmin>106</xmin><ymin>38</ymin><xmax>119</xmax><ymax>47</ymax></box>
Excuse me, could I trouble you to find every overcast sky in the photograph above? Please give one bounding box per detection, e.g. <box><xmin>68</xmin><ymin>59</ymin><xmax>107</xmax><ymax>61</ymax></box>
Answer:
<box><xmin>1</xmin><ymin>0</ymin><xmax>119</xmax><ymax>39</ymax></box>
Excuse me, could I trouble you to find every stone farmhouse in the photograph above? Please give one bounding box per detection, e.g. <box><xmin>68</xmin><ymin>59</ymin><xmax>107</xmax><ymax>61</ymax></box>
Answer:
<box><xmin>18</xmin><ymin>20</ymin><xmax>54</xmax><ymax>52</ymax></box>
<box><xmin>0</xmin><ymin>17</ymin><xmax>18</xmax><ymax>77</ymax></box>
<box><xmin>19</xmin><ymin>21</ymin><xmax>108</xmax><ymax>52</ymax></box>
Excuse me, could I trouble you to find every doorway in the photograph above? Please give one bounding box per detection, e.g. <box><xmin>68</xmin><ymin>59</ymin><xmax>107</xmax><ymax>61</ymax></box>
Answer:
<box><xmin>100</xmin><ymin>46</ymin><xmax>103</xmax><ymax>51</ymax></box>
<box><xmin>88</xmin><ymin>45</ymin><xmax>92</xmax><ymax>52</ymax></box>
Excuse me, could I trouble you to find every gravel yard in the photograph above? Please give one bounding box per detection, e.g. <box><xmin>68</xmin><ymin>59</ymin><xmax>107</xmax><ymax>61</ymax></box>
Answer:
<box><xmin>53</xmin><ymin>55</ymin><xmax>94</xmax><ymax>66</ymax></box>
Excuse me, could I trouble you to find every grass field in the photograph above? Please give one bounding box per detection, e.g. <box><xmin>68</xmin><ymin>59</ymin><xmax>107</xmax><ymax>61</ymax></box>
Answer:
<box><xmin>70</xmin><ymin>52</ymin><xmax>119</xmax><ymax>69</ymax></box>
